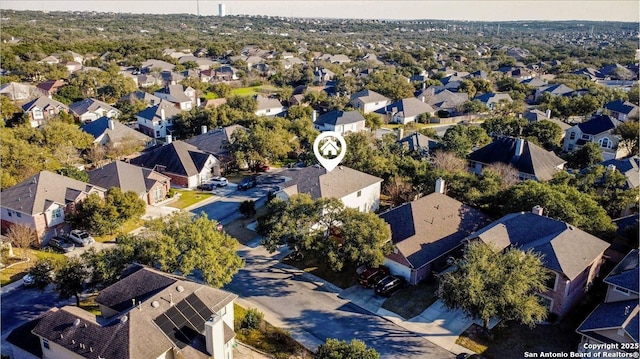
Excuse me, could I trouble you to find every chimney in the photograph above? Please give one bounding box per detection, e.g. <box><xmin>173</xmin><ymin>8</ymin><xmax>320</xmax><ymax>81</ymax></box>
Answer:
<box><xmin>545</xmin><ymin>109</ymin><xmax>551</xmax><ymax>119</ymax></box>
<box><xmin>515</xmin><ymin>138</ymin><xmax>525</xmax><ymax>157</ymax></box>
<box><xmin>205</xmin><ymin>315</ymin><xmax>224</xmax><ymax>357</ymax></box>
<box><xmin>166</xmin><ymin>134</ymin><xmax>172</xmax><ymax>144</ymax></box>
<box><xmin>397</xmin><ymin>127</ymin><xmax>404</xmax><ymax>140</ymax></box>
<box><xmin>108</xmin><ymin>119</ymin><xmax>115</xmax><ymax>130</ymax></box>
<box><xmin>196</xmin><ymin>97</ymin><xmax>201</xmax><ymax>107</ymax></box>
<box><xmin>312</xmin><ymin>110</ymin><xmax>317</xmax><ymax>123</ymax></box>
<box><xmin>532</xmin><ymin>205</ymin><xmax>543</xmax><ymax>216</ymax></box>
<box><xmin>422</xmin><ymin>82</ymin><xmax>426</xmax><ymax>90</ymax></box>
<box><xmin>435</xmin><ymin>177</ymin><xmax>445</xmax><ymax>194</ymax></box>
<box><xmin>607</xmin><ymin>164</ymin><xmax>616</xmax><ymax>172</ymax></box>
<box><xmin>201</xmin><ymin>125</ymin><xmax>208</xmax><ymax>134</ymax></box>
<box><xmin>421</xmin><ymin>96</ymin><xmax>425</xmax><ymax>103</ymax></box>
<box><xmin>161</xmin><ymin>108</ymin><xmax>166</xmax><ymax>121</ymax></box>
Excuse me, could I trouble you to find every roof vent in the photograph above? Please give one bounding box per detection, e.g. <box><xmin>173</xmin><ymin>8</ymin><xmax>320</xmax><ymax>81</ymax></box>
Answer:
<box><xmin>120</xmin><ymin>315</ymin><xmax>128</xmax><ymax>323</ymax></box>
<box><xmin>74</xmin><ymin>318</ymin><xmax>81</xmax><ymax>326</ymax></box>
<box><xmin>177</xmin><ymin>285</ymin><xmax>184</xmax><ymax>292</ymax></box>
<box><xmin>151</xmin><ymin>300</ymin><xmax>160</xmax><ymax>308</ymax></box>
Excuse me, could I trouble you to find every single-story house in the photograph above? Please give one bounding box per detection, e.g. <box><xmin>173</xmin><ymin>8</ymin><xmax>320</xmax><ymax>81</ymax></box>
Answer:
<box><xmin>603</xmin><ymin>99</ymin><xmax>639</xmax><ymax>122</ymax></box>
<box><xmin>313</xmin><ymin>110</ymin><xmax>367</xmax><ymax>135</ymax></box>
<box><xmin>87</xmin><ymin>161</ymin><xmax>171</xmax><ymax>205</ymax></box>
<box><xmin>69</xmin><ymin>98</ymin><xmax>120</xmax><ymax>123</ymax></box>
<box><xmin>378</xmin><ymin>97</ymin><xmax>435</xmax><ymax>124</ymax></box>
<box><xmin>81</xmin><ymin>117</ymin><xmax>152</xmax><ymax>148</ymax></box>
<box><xmin>254</xmin><ymin>95</ymin><xmax>284</xmax><ymax>117</ymax></box>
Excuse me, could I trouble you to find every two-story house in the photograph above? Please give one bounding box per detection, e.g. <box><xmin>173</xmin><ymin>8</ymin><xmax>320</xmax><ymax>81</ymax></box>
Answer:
<box><xmin>603</xmin><ymin>99</ymin><xmax>639</xmax><ymax>122</ymax></box>
<box><xmin>254</xmin><ymin>95</ymin><xmax>284</xmax><ymax>117</ymax></box>
<box><xmin>313</xmin><ymin>110</ymin><xmax>367</xmax><ymax>135</ymax></box>
<box><xmin>469</xmin><ymin>207</ymin><xmax>610</xmax><ymax>319</ymax></box>
<box><xmin>472</xmin><ymin>92</ymin><xmax>513</xmax><ymax>111</ymax></box>
<box><xmin>21</xmin><ymin>96</ymin><xmax>69</xmax><ymax>127</ymax></box>
<box><xmin>154</xmin><ymin>85</ymin><xmax>197</xmax><ymax>111</ymax></box>
<box><xmin>577</xmin><ymin>249</ymin><xmax>639</xmax><ymax>356</ymax></box>
<box><xmin>8</xmin><ymin>264</ymin><xmax>237</xmax><ymax>359</ymax></box>
<box><xmin>136</xmin><ymin>101</ymin><xmax>181</xmax><ymax>139</ymax></box>
<box><xmin>563</xmin><ymin>115</ymin><xmax>626</xmax><ymax>161</ymax></box>
<box><xmin>68</xmin><ymin>98</ymin><xmax>120</xmax><ymax>123</ymax></box>
<box><xmin>0</xmin><ymin>171</ymin><xmax>106</xmax><ymax>244</ymax></box>
<box><xmin>275</xmin><ymin>165</ymin><xmax>382</xmax><ymax>213</ymax></box>
<box><xmin>81</xmin><ymin>117</ymin><xmax>152</xmax><ymax>149</ymax></box>
<box><xmin>349</xmin><ymin>89</ymin><xmax>391</xmax><ymax>114</ymax></box>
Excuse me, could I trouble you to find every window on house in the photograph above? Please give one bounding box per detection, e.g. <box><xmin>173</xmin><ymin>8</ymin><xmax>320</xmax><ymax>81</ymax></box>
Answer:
<box><xmin>545</xmin><ymin>272</ymin><xmax>557</xmax><ymax>290</ymax></box>
<box><xmin>569</xmin><ymin>132</ymin><xmax>576</xmax><ymax>140</ymax></box>
<box><xmin>614</xmin><ymin>286</ymin><xmax>630</xmax><ymax>295</ymax></box>
<box><xmin>582</xmin><ymin>134</ymin><xmax>590</xmax><ymax>140</ymax></box>
<box><xmin>537</xmin><ymin>295</ymin><xmax>553</xmax><ymax>312</ymax></box>
<box><xmin>568</xmin><ymin>144</ymin><xmax>574</xmax><ymax>151</ymax></box>
<box><xmin>219</xmin><ymin>306</ymin><xmax>227</xmax><ymax>317</ymax></box>
<box><xmin>16</xmin><ymin>212</ymin><xmax>21</xmax><ymax>218</ymax></box>
<box><xmin>156</xmin><ymin>131</ymin><xmax>161</xmax><ymax>137</ymax></box>
<box><xmin>7</xmin><ymin>211</ymin><xmax>12</xmax><ymax>217</ymax></box>
<box><xmin>43</xmin><ymin>339</ymin><xmax>50</xmax><ymax>349</ymax></box>
<box><xmin>52</xmin><ymin>208</ymin><xmax>62</xmax><ymax>218</ymax></box>
<box><xmin>357</xmin><ymin>190</ymin><xmax>362</xmax><ymax>197</ymax></box>
<box><xmin>599</xmin><ymin>137</ymin><xmax>612</xmax><ymax>149</ymax></box>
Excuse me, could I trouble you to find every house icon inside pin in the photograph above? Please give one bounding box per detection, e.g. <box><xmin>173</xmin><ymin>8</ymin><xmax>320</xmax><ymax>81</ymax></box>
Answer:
<box><xmin>320</xmin><ymin>138</ymin><xmax>339</xmax><ymax>157</ymax></box>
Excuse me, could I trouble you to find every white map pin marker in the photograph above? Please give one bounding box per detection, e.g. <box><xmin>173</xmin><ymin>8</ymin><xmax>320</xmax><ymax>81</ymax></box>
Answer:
<box><xmin>313</xmin><ymin>131</ymin><xmax>347</xmax><ymax>172</ymax></box>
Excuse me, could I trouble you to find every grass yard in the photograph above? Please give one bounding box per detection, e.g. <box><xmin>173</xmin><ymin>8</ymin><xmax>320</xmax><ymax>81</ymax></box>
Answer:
<box><xmin>0</xmin><ymin>249</ymin><xmax>65</xmax><ymax>286</ymax></box>
<box><xmin>282</xmin><ymin>250</ymin><xmax>358</xmax><ymax>289</ymax></box>
<box><xmin>234</xmin><ymin>304</ymin><xmax>312</xmax><ymax>359</ymax></box>
<box><xmin>381</xmin><ymin>279</ymin><xmax>439</xmax><ymax>319</ymax></box>
<box><xmin>455</xmin><ymin>281</ymin><xmax>607</xmax><ymax>358</ymax></box>
<box><xmin>231</xmin><ymin>85</ymin><xmax>280</xmax><ymax>97</ymax></box>
<box><xmin>167</xmin><ymin>189</ymin><xmax>215</xmax><ymax>210</ymax></box>
<box><xmin>202</xmin><ymin>91</ymin><xmax>219</xmax><ymax>100</ymax></box>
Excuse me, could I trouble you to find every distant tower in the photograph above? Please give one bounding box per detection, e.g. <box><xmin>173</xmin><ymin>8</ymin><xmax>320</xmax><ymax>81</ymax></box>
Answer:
<box><xmin>218</xmin><ymin>3</ymin><xmax>226</xmax><ymax>17</ymax></box>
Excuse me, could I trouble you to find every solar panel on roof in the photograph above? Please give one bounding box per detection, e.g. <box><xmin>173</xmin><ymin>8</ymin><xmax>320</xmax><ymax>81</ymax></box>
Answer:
<box><xmin>185</xmin><ymin>294</ymin><xmax>213</xmax><ymax>318</ymax></box>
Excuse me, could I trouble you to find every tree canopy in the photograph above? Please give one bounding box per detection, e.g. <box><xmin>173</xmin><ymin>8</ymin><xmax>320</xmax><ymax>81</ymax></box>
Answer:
<box><xmin>315</xmin><ymin>338</ymin><xmax>380</xmax><ymax>359</ymax></box>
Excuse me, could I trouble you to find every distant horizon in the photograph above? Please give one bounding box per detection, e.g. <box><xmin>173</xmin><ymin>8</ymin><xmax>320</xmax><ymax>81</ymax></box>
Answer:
<box><xmin>1</xmin><ymin>1</ymin><xmax>639</xmax><ymax>23</ymax></box>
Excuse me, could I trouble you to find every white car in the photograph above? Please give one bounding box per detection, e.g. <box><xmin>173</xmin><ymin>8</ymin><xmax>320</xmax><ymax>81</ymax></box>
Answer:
<box><xmin>22</xmin><ymin>274</ymin><xmax>35</xmax><ymax>286</ymax></box>
<box><xmin>209</xmin><ymin>176</ymin><xmax>228</xmax><ymax>187</ymax></box>
<box><xmin>69</xmin><ymin>229</ymin><xmax>95</xmax><ymax>247</ymax></box>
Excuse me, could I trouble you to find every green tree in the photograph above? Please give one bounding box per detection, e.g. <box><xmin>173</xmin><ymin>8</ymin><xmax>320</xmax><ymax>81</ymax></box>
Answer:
<box><xmin>523</xmin><ymin>120</ymin><xmax>563</xmax><ymax>149</ymax></box>
<box><xmin>566</xmin><ymin>142</ymin><xmax>604</xmax><ymax>169</ymax></box>
<box><xmin>439</xmin><ymin>242</ymin><xmax>549</xmax><ymax>330</ymax></box>
<box><xmin>140</xmin><ymin>212</ymin><xmax>244</xmax><ymax>287</ymax></box>
<box><xmin>1</xmin><ymin>96</ymin><xmax>19</xmax><ymax>122</ymax></box>
<box><xmin>613</xmin><ymin>121</ymin><xmax>640</xmax><ymax>156</ymax></box>
<box><xmin>56</xmin><ymin>166</ymin><xmax>89</xmax><ymax>182</ymax></box>
<box><xmin>105</xmin><ymin>188</ymin><xmax>146</xmax><ymax>222</ymax></box>
<box><xmin>239</xmin><ymin>200</ymin><xmax>256</xmax><ymax>218</ymax></box>
<box><xmin>28</xmin><ymin>258</ymin><xmax>59</xmax><ymax>291</ymax></box>
<box><xmin>54</xmin><ymin>257</ymin><xmax>89</xmax><ymax>306</ymax></box>
<box><xmin>81</xmin><ymin>246</ymin><xmax>133</xmax><ymax>287</ymax></box>
<box><xmin>442</xmin><ymin>124</ymin><xmax>490</xmax><ymax>157</ymax></box>
<box><xmin>315</xmin><ymin>338</ymin><xmax>379</xmax><ymax>359</ymax></box>
<box><xmin>363</xmin><ymin>112</ymin><xmax>383</xmax><ymax>130</ymax></box>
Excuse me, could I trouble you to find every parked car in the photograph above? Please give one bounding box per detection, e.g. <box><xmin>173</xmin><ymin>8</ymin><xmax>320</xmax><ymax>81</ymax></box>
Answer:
<box><xmin>375</xmin><ymin>275</ymin><xmax>407</xmax><ymax>296</ymax></box>
<box><xmin>238</xmin><ymin>176</ymin><xmax>257</xmax><ymax>191</ymax></box>
<box><xmin>69</xmin><ymin>229</ymin><xmax>95</xmax><ymax>247</ymax></box>
<box><xmin>197</xmin><ymin>183</ymin><xmax>215</xmax><ymax>191</ymax></box>
<box><xmin>209</xmin><ymin>176</ymin><xmax>228</xmax><ymax>187</ymax></box>
<box><xmin>22</xmin><ymin>274</ymin><xmax>35</xmax><ymax>286</ymax></box>
<box><xmin>252</xmin><ymin>163</ymin><xmax>270</xmax><ymax>172</ymax></box>
<box><xmin>48</xmin><ymin>236</ymin><xmax>75</xmax><ymax>253</ymax></box>
<box><xmin>357</xmin><ymin>265</ymin><xmax>390</xmax><ymax>288</ymax></box>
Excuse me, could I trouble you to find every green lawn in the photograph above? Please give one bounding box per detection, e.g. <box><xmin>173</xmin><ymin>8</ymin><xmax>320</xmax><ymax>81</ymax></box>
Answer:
<box><xmin>381</xmin><ymin>279</ymin><xmax>439</xmax><ymax>319</ymax></box>
<box><xmin>455</xmin><ymin>281</ymin><xmax>607</xmax><ymax>358</ymax></box>
<box><xmin>202</xmin><ymin>91</ymin><xmax>219</xmax><ymax>100</ymax></box>
<box><xmin>231</xmin><ymin>85</ymin><xmax>280</xmax><ymax>97</ymax></box>
<box><xmin>234</xmin><ymin>304</ymin><xmax>311</xmax><ymax>358</ymax></box>
<box><xmin>282</xmin><ymin>250</ymin><xmax>358</xmax><ymax>289</ymax></box>
<box><xmin>167</xmin><ymin>189</ymin><xmax>215</xmax><ymax>210</ymax></box>
<box><xmin>0</xmin><ymin>249</ymin><xmax>65</xmax><ymax>286</ymax></box>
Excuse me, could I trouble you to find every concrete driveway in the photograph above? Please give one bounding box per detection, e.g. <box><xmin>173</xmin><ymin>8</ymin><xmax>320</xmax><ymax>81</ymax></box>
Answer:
<box><xmin>338</xmin><ymin>285</ymin><xmax>388</xmax><ymax>315</ymax></box>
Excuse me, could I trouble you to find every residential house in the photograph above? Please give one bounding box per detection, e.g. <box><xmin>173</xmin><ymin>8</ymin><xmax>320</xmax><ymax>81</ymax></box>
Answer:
<box><xmin>136</xmin><ymin>101</ymin><xmax>182</xmax><ymax>139</ymax></box>
<box><xmin>87</xmin><ymin>161</ymin><xmax>171</xmax><ymax>205</ymax></box>
<box><xmin>81</xmin><ymin>117</ymin><xmax>152</xmax><ymax>148</ymax></box>
<box><xmin>38</xmin><ymin>55</ymin><xmax>60</xmax><ymax>65</ymax></box>
<box><xmin>21</xmin><ymin>96</ymin><xmax>69</xmax><ymax>127</ymax></box>
<box><xmin>313</xmin><ymin>67</ymin><xmax>335</xmax><ymax>84</ymax></box>
<box><xmin>317</xmin><ymin>54</ymin><xmax>351</xmax><ymax>64</ymax></box>
<box><xmin>468</xmin><ymin>137</ymin><xmax>566</xmax><ymax>181</ymax></box>
<box><xmin>129</xmin><ymin>140</ymin><xmax>220</xmax><ymax>188</ymax></box>
<box><xmin>598</xmin><ymin>157</ymin><xmax>640</xmax><ymax>189</ymax></box>
<box><xmin>69</xmin><ymin>98</ymin><xmax>120</xmax><ymax>123</ymax></box>
<box><xmin>8</xmin><ymin>265</ymin><xmax>237</xmax><ymax>359</ymax></box>
<box><xmin>520</xmin><ymin>77</ymin><xmax>548</xmax><ymax>89</ymax></box>
<box><xmin>254</xmin><ymin>95</ymin><xmax>284</xmax><ymax>117</ymax></box>
<box><xmin>603</xmin><ymin>99</ymin><xmax>639</xmax><ymax>122</ymax></box>
<box><xmin>119</xmin><ymin>91</ymin><xmax>162</xmax><ymax>107</ymax></box>
<box><xmin>577</xmin><ymin>249</ymin><xmax>639</xmax><ymax>356</ymax></box>
<box><xmin>313</xmin><ymin>110</ymin><xmax>367</xmax><ymax>135</ymax></box>
<box><xmin>470</xmin><ymin>208</ymin><xmax>610</xmax><ymax>318</ymax></box>
<box><xmin>349</xmin><ymin>89</ymin><xmax>391</xmax><ymax>114</ymax></box>
<box><xmin>154</xmin><ymin>85</ymin><xmax>197</xmax><ymax>111</ymax></box>
<box><xmin>0</xmin><ymin>82</ymin><xmax>41</xmax><ymax>102</ymax></box>
<box><xmin>397</xmin><ymin>130</ymin><xmax>439</xmax><ymax>156</ymax></box>
<box><xmin>472</xmin><ymin>92</ymin><xmax>513</xmax><ymax>111</ymax></box>
<box><xmin>418</xmin><ymin>88</ymin><xmax>468</xmax><ymax>116</ymax></box>
<box><xmin>378</xmin><ymin>97</ymin><xmax>435</xmax><ymax>125</ymax></box>
<box><xmin>535</xmin><ymin>84</ymin><xmax>575</xmax><ymax>101</ymax></box>
<box><xmin>185</xmin><ymin>124</ymin><xmax>247</xmax><ymax>171</ymax></box>
<box><xmin>35</xmin><ymin>79</ymin><xmax>66</xmax><ymax>98</ymax></box>
<box><xmin>563</xmin><ymin>115</ymin><xmax>626</xmax><ymax>160</ymax></box>
<box><xmin>0</xmin><ymin>171</ymin><xmax>106</xmax><ymax>244</ymax></box>
<box><xmin>177</xmin><ymin>55</ymin><xmax>217</xmax><ymax>71</ymax></box>
<box><xmin>135</xmin><ymin>74</ymin><xmax>163</xmax><ymax>88</ymax></box>
<box><xmin>380</xmin><ymin>180</ymin><xmax>493</xmax><ymax>284</ymax></box>
<box><xmin>275</xmin><ymin>165</ymin><xmax>382</xmax><ymax>213</ymax></box>
<box><xmin>209</xmin><ymin>65</ymin><xmax>240</xmax><ymax>82</ymax></box>
<box><xmin>140</xmin><ymin>59</ymin><xmax>176</xmax><ymax>73</ymax></box>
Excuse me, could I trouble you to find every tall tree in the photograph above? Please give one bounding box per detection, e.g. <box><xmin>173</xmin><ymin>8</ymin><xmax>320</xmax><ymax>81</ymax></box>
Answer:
<box><xmin>613</xmin><ymin>121</ymin><xmax>640</xmax><ymax>156</ymax></box>
<box><xmin>6</xmin><ymin>224</ymin><xmax>36</xmax><ymax>260</ymax></box>
<box><xmin>566</xmin><ymin>142</ymin><xmax>604</xmax><ymax>169</ymax></box>
<box><xmin>54</xmin><ymin>257</ymin><xmax>89</xmax><ymax>306</ymax></box>
<box><xmin>315</xmin><ymin>338</ymin><xmax>379</xmax><ymax>359</ymax></box>
<box><xmin>523</xmin><ymin>120</ymin><xmax>563</xmax><ymax>149</ymax></box>
<box><xmin>439</xmin><ymin>242</ymin><xmax>549</xmax><ymax>330</ymax></box>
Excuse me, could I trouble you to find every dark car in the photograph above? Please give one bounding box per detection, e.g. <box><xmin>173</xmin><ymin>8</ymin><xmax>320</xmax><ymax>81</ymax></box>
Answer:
<box><xmin>238</xmin><ymin>176</ymin><xmax>258</xmax><ymax>191</ymax></box>
<box><xmin>375</xmin><ymin>275</ymin><xmax>407</xmax><ymax>297</ymax></box>
<box><xmin>197</xmin><ymin>183</ymin><xmax>215</xmax><ymax>191</ymax></box>
<box><xmin>48</xmin><ymin>236</ymin><xmax>75</xmax><ymax>253</ymax></box>
<box><xmin>357</xmin><ymin>265</ymin><xmax>390</xmax><ymax>288</ymax></box>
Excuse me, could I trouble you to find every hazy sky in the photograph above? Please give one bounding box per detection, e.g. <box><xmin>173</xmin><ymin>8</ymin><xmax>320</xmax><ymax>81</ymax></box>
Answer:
<box><xmin>1</xmin><ymin>0</ymin><xmax>639</xmax><ymax>22</ymax></box>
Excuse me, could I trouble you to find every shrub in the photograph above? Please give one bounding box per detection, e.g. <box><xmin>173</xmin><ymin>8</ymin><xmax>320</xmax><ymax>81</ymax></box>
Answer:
<box><xmin>241</xmin><ymin>308</ymin><xmax>264</xmax><ymax>330</ymax></box>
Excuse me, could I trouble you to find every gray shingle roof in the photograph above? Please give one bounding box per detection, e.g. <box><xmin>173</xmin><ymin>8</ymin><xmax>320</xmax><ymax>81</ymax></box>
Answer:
<box><xmin>350</xmin><ymin>89</ymin><xmax>390</xmax><ymax>104</ymax></box>
<box><xmin>472</xmin><ymin>212</ymin><xmax>610</xmax><ymax>280</ymax></box>
<box><xmin>21</xmin><ymin>96</ymin><xmax>68</xmax><ymax>112</ymax></box>
<box><xmin>604</xmin><ymin>249</ymin><xmax>639</xmax><ymax>294</ymax></box>
<box><xmin>598</xmin><ymin>157</ymin><xmax>639</xmax><ymax>189</ymax></box>
<box><xmin>1</xmin><ymin>171</ymin><xmax>106</xmax><ymax>215</ymax></box>
<box><xmin>185</xmin><ymin>125</ymin><xmax>247</xmax><ymax>158</ymax></box>
<box><xmin>604</xmin><ymin>100</ymin><xmax>639</xmax><ymax>116</ymax></box>
<box><xmin>314</xmin><ymin>110</ymin><xmax>365</xmax><ymax>126</ymax></box>
<box><xmin>577</xmin><ymin>300</ymin><xmax>639</xmax><ymax>343</ymax></box>
<box><xmin>69</xmin><ymin>98</ymin><xmax>118</xmax><ymax>116</ymax></box>
<box><xmin>468</xmin><ymin>137</ymin><xmax>566</xmax><ymax>181</ymax></box>
<box><xmin>80</xmin><ymin>117</ymin><xmax>151</xmax><ymax>144</ymax></box>
<box><xmin>154</xmin><ymin>85</ymin><xmax>192</xmax><ymax>104</ymax></box>
<box><xmin>577</xmin><ymin>115</ymin><xmax>620</xmax><ymax>135</ymax></box>
<box><xmin>136</xmin><ymin>101</ymin><xmax>181</xmax><ymax>121</ymax></box>
<box><xmin>129</xmin><ymin>141</ymin><xmax>216</xmax><ymax>177</ymax></box>
<box><xmin>382</xmin><ymin>98</ymin><xmax>435</xmax><ymax>118</ymax></box>
<box><xmin>380</xmin><ymin>192</ymin><xmax>493</xmax><ymax>270</ymax></box>
<box><xmin>255</xmin><ymin>95</ymin><xmax>283</xmax><ymax>111</ymax></box>
<box><xmin>87</xmin><ymin>161</ymin><xmax>170</xmax><ymax>196</ymax></box>
<box><xmin>278</xmin><ymin>165</ymin><xmax>382</xmax><ymax>201</ymax></box>
<box><xmin>119</xmin><ymin>91</ymin><xmax>161</xmax><ymax>106</ymax></box>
